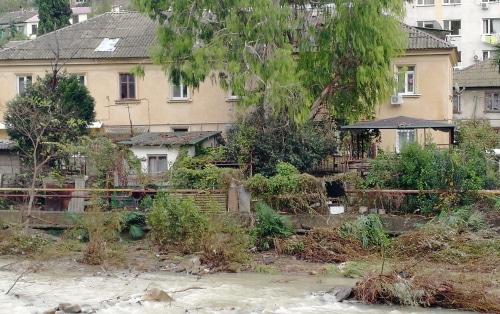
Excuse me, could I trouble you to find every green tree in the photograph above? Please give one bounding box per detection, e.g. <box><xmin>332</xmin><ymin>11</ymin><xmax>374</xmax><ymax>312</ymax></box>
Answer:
<box><xmin>133</xmin><ymin>0</ymin><xmax>406</xmax><ymax>123</ymax></box>
<box><xmin>36</xmin><ymin>0</ymin><xmax>71</xmax><ymax>35</ymax></box>
<box><xmin>4</xmin><ymin>72</ymin><xmax>95</xmax><ymax>217</ymax></box>
<box><xmin>225</xmin><ymin>105</ymin><xmax>337</xmax><ymax>176</ymax></box>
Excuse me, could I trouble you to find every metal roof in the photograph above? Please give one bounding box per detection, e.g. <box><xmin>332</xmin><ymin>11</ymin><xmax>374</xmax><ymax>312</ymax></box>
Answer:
<box><xmin>341</xmin><ymin>116</ymin><xmax>455</xmax><ymax>130</ymax></box>
<box><xmin>454</xmin><ymin>59</ymin><xmax>500</xmax><ymax>88</ymax></box>
<box><xmin>120</xmin><ymin>131</ymin><xmax>222</xmax><ymax>146</ymax></box>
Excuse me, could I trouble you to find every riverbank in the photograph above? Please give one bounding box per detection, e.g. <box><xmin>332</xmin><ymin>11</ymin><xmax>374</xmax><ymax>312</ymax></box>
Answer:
<box><xmin>0</xmin><ymin>257</ymin><xmax>474</xmax><ymax>314</ymax></box>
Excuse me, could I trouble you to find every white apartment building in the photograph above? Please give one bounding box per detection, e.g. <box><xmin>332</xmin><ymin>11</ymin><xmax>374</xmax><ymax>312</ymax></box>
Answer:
<box><xmin>405</xmin><ymin>0</ymin><xmax>500</xmax><ymax>68</ymax></box>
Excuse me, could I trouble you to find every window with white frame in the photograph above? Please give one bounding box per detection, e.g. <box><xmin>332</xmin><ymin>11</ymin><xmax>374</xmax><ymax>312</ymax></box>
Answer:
<box><xmin>396</xmin><ymin>130</ymin><xmax>417</xmax><ymax>153</ymax></box>
<box><xmin>148</xmin><ymin>155</ymin><xmax>168</xmax><ymax>174</ymax></box>
<box><xmin>396</xmin><ymin>66</ymin><xmax>415</xmax><ymax>95</ymax></box>
<box><xmin>417</xmin><ymin>21</ymin><xmax>435</xmax><ymax>29</ymax></box>
<box><xmin>16</xmin><ymin>75</ymin><xmax>32</xmax><ymax>95</ymax></box>
<box><xmin>483</xmin><ymin>18</ymin><xmax>500</xmax><ymax>35</ymax></box>
<box><xmin>443</xmin><ymin>0</ymin><xmax>461</xmax><ymax>4</ymax></box>
<box><xmin>453</xmin><ymin>94</ymin><xmax>461</xmax><ymax>113</ymax></box>
<box><xmin>443</xmin><ymin>20</ymin><xmax>461</xmax><ymax>36</ymax></box>
<box><xmin>417</xmin><ymin>0</ymin><xmax>434</xmax><ymax>5</ymax></box>
<box><xmin>171</xmin><ymin>80</ymin><xmax>189</xmax><ymax>100</ymax></box>
<box><xmin>485</xmin><ymin>91</ymin><xmax>500</xmax><ymax>112</ymax></box>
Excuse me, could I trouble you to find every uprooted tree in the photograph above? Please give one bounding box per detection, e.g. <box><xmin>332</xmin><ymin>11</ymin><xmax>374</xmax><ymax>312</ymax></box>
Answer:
<box><xmin>4</xmin><ymin>72</ymin><xmax>95</xmax><ymax>220</ymax></box>
<box><xmin>133</xmin><ymin>0</ymin><xmax>406</xmax><ymax>123</ymax></box>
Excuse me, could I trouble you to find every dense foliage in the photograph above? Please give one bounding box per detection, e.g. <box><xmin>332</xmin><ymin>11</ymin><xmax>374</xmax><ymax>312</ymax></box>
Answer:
<box><xmin>246</xmin><ymin>162</ymin><xmax>326</xmax><ymax>212</ymax></box>
<box><xmin>169</xmin><ymin>148</ymin><xmax>240</xmax><ymax>190</ymax></box>
<box><xmin>147</xmin><ymin>193</ymin><xmax>208</xmax><ymax>252</ymax></box>
<box><xmin>364</xmin><ymin>122</ymin><xmax>499</xmax><ymax>213</ymax></box>
<box><xmin>251</xmin><ymin>202</ymin><xmax>293</xmax><ymax>251</ymax></box>
<box><xmin>340</xmin><ymin>214</ymin><xmax>389</xmax><ymax>249</ymax></box>
<box><xmin>225</xmin><ymin>107</ymin><xmax>336</xmax><ymax>176</ymax></box>
<box><xmin>133</xmin><ymin>0</ymin><xmax>406</xmax><ymax>122</ymax></box>
<box><xmin>36</xmin><ymin>0</ymin><xmax>72</xmax><ymax>34</ymax></box>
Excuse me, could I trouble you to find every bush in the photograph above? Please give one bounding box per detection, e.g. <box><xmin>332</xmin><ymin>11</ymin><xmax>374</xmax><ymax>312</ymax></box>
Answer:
<box><xmin>365</xmin><ymin>142</ymin><xmax>497</xmax><ymax>213</ymax></box>
<box><xmin>121</xmin><ymin>211</ymin><xmax>147</xmax><ymax>240</ymax></box>
<box><xmin>147</xmin><ymin>193</ymin><xmax>207</xmax><ymax>253</ymax></box>
<box><xmin>0</xmin><ymin>228</ymin><xmax>49</xmax><ymax>256</ymax></box>
<box><xmin>246</xmin><ymin>162</ymin><xmax>326</xmax><ymax>212</ymax></box>
<box><xmin>437</xmin><ymin>206</ymin><xmax>486</xmax><ymax>232</ymax></box>
<box><xmin>201</xmin><ymin>212</ymin><xmax>251</xmax><ymax>270</ymax></box>
<box><xmin>340</xmin><ymin>214</ymin><xmax>389</xmax><ymax>249</ymax></box>
<box><xmin>251</xmin><ymin>203</ymin><xmax>293</xmax><ymax>250</ymax></box>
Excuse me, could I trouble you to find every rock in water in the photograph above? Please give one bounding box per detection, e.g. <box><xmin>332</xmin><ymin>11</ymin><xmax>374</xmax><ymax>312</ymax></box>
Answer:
<box><xmin>177</xmin><ymin>256</ymin><xmax>202</xmax><ymax>275</ymax></box>
<box><xmin>144</xmin><ymin>288</ymin><xmax>174</xmax><ymax>302</ymax></box>
<box><xmin>57</xmin><ymin>303</ymin><xmax>82</xmax><ymax>313</ymax></box>
<box><xmin>326</xmin><ymin>286</ymin><xmax>353</xmax><ymax>302</ymax></box>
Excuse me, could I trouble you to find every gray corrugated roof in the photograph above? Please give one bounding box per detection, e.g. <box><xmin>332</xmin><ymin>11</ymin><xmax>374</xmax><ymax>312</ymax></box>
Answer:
<box><xmin>0</xmin><ymin>10</ymin><xmax>38</xmax><ymax>25</ymax></box>
<box><xmin>0</xmin><ymin>12</ymin><xmax>157</xmax><ymax>60</ymax></box>
<box><xmin>454</xmin><ymin>59</ymin><xmax>500</xmax><ymax>88</ymax></box>
<box><xmin>0</xmin><ymin>12</ymin><xmax>455</xmax><ymax>61</ymax></box>
<box><xmin>341</xmin><ymin>116</ymin><xmax>454</xmax><ymax>130</ymax></box>
<box><xmin>403</xmin><ymin>24</ymin><xmax>454</xmax><ymax>50</ymax></box>
<box><xmin>120</xmin><ymin>131</ymin><xmax>222</xmax><ymax>146</ymax></box>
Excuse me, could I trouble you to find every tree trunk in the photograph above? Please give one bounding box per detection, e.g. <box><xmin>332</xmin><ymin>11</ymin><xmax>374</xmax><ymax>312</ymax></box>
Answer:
<box><xmin>25</xmin><ymin>167</ymin><xmax>37</xmax><ymax>226</ymax></box>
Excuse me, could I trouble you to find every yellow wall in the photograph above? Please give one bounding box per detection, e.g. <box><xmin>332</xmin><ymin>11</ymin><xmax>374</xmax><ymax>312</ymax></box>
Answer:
<box><xmin>0</xmin><ymin>59</ymin><xmax>237</xmax><ymax>139</ymax></box>
<box><xmin>375</xmin><ymin>51</ymin><xmax>455</xmax><ymax>152</ymax></box>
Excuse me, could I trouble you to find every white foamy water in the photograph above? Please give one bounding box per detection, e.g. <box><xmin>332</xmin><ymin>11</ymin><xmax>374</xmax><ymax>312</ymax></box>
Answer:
<box><xmin>0</xmin><ymin>264</ymin><xmax>471</xmax><ymax>314</ymax></box>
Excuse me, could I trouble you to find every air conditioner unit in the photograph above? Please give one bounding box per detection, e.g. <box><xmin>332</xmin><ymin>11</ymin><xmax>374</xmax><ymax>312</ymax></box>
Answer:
<box><xmin>391</xmin><ymin>94</ymin><xmax>404</xmax><ymax>106</ymax></box>
<box><xmin>481</xmin><ymin>2</ymin><xmax>488</xmax><ymax>9</ymax></box>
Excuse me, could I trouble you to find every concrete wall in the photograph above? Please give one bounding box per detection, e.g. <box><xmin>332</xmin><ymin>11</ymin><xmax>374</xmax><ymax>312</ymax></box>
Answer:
<box><xmin>453</xmin><ymin>88</ymin><xmax>500</xmax><ymax>128</ymax></box>
<box><xmin>0</xmin><ymin>60</ymin><xmax>237</xmax><ymax>139</ymax></box>
<box><xmin>375</xmin><ymin>52</ymin><xmax>455</xmax><ymax>151</ymax></box>
<box><xmin>405</xmin><ymin>0</ymin><xmax>500</xmax><ymax>68</ymax></box>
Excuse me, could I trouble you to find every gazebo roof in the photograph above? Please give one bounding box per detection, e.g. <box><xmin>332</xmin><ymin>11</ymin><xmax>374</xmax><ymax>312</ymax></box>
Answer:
<box><xmin>341</xmin><ymin>116</ymin><xmax>455</xmax><ymax>130</ymax></box>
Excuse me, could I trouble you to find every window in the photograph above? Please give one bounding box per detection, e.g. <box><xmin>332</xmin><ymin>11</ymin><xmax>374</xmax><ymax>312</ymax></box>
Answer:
<box><xmin>172</xmin><ymin>127</ymin><xmax>189</xmax><ymax>133</ymax></box>
<box><xmin>148</xmin><ymin>155</ymin><xmax>168</xmax><ymax>174</ymax></box>
<box><xmin>443</xmin><ymin>0</ymin><xmax>461</xmax><ymax>4</ymax></box>
<box><xmin>453</xmin><ymin>94</ymin><xmax>461</xmax><ymax>113</ymax></box>
<box><xmin>483</xmin><ymin>19</ymin><xmax>500</xmax><ymax>35</ymax></box>
<box><xmin>396</xmin><ymin>66</ymin><xmax>415</xmax><ymax>95</ymax></box>
<box><xmin>396</xmin><ymin>130</ymin><xmax>417</xmax><ymax>153</ymax></box>
<box><xmin>485</xmin><ymin>91</ymin><xmax>500</xmax><ymax>112</ymax></box>
<box><xmin>17</xmin><ymin>75</ymin><xmax>32</xmax><ymax>95</ymax></box>
<box><xmin>417</xmin><ymin>21</ymin><xmax>435</xmax><ymax>29</ymax></box>
<box><xmin>31</xmin><ymin>24</ymin><xmax>37</xmax><ymax>35</ymax></box>
<box><xmin>443</xmin><ymin>20</ymin><xmax>461</xmax><ymax>36</ymax></box>
<box><xmin>417</xmin><ymin>0</ymin><xmax>434</xmax><ymax>5</ymax></box>
<box><xmin>119</xmin><ymin>74</ymin><xmax>136</xmax><ymax>100</ymax></box>
<box><xmin>483</xmin><ymin>50</ymin><xmax>493</xmax><ymax>60</ymax></box>
<box><xmin>72</xmin><ymin>15</ymin><xmax>80</xmax><ymax>24</ymax></box>
<box><xmin>171</xmin><ymin>80</ymin><xmax>189</xmax><ymax>100</ymax></box>
<box><xmin>457</xmin><ymin>51</ymin><xmax>462</xmax><ymax>63</ymax></box>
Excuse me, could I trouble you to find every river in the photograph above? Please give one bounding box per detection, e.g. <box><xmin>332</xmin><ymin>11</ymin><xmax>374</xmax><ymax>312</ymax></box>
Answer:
<box><xmin>0</xmin><ymin>260</ymin><xmax>471</xmax><ymax>314</ymax></box>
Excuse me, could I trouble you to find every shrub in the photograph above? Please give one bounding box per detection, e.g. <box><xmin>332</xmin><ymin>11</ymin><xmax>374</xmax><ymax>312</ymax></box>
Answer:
<box><xmin>0</xmin><ymin>228</ymin><xmax>49</xmax><ymax>256</ymax></box>
<box><xmin>201</xmin><ymin>212</ymin><xmax>252</xmax><ymax>270</ymax></box>
<box><xmin>437</xmin><ymin>207</ymin><xmax>486</xmax><ymax>232</ymax></box>
<box><xmin>121</xmin><ymin>211</ymin><xmax>147</xmax><ymax>240</ymax></box>
<box><xmin>251</xmin><ymin>203</ymin><xmax>293</xmax><ymax>250</ymax></box>
<box><xmin>340</xmin><ymin>214</ymin><xmax>389</xmax><ymax>249</ymax></box>
<box><xmin>147</xmin><ymin>193</ymin><xmax>208</xmax><ymax>252</ymax></box>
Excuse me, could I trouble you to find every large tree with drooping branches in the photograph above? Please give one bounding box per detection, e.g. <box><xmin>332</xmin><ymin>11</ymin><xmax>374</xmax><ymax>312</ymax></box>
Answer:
<box><xmin>133</xmin><ymin>0</ymin><xmax>407</xmax><ymax>123</ymax></box>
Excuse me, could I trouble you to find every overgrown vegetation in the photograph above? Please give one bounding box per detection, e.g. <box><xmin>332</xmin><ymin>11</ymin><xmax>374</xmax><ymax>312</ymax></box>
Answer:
<box><xmin>147</xmin><ymin>193</ymin><xmax>208</xmax><ymax>253</ymax></box>
<box><xmin>251</xmin><ymin>202</ymin><xmax>293</xmax><ymax>251</ymax></box>
<box><xmin>246</xmin><ymin>162</ymin><xmax>326</xmax><ymax>213</ymax></box>
<box><xmin>364</xmin><ymin>121</ymin><xmax>499</xmax><ymax>213</ymax></box>
<box><xmin>340</xmin><ymin>214</ymin><xmax>389</xmax><ymax>249</ymax></box>
<box><xmin>169</xmin><ymin>148</ymin><xmax>240</xmax><ymax>190</ymax></box>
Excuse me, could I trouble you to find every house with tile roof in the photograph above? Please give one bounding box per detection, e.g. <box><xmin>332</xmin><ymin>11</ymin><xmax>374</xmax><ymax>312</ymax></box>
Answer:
<box><xmin>0</xmin><ymin>11</ymin><xmax>459</xmax><ymax>173</ymax></box>
<box><xmin>453</xmin><ymin>59</ymin><xmax>500</xmax><ymax>130</ymax></box>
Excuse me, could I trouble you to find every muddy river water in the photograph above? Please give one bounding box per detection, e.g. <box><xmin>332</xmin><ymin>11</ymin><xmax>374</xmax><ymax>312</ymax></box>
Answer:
<box><xmin>0</xmin><ymin>260</ymin><xmax>471</xmax><ymax>314</ymax></box>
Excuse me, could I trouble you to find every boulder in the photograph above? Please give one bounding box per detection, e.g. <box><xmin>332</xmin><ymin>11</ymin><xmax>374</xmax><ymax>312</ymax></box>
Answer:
<box><xmin>326</xmin><ymin>286</ymin><xmax>353</xmax><ymax>302</ymax></box>
<box><xmin>176</xmin><ymin>256</ymin><xmax>202</xmax><ymax>275</ymax></box>
<box><xmin>143</xmin><ymin>288</ymin><xmax>174</xmax><ymax>302</ymax></box>
<box><xmin>58</xmin><ymin>303</ymin><xmax>82</xmax><ymax>313</ymax></box>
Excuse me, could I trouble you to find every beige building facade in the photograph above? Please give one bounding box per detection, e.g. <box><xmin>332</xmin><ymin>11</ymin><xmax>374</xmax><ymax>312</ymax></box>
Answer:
<box><xmin>0</xmin><ymin>12</ymin><xmax>237</xmax><ymax>140</ymax></box>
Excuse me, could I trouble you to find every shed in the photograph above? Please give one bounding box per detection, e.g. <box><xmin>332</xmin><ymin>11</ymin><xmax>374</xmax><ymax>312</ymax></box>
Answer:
<box><xmin>120</xmin><ymin>131</ymin><xmax>222</xmax><ymax>174</ymax></box>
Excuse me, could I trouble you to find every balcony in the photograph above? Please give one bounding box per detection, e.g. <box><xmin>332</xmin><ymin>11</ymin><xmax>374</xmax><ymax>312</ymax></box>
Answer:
<box><xmin>481</xmin><ymin>34</ymin><xmax>500</xmax><ymax>46</ymax></box>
